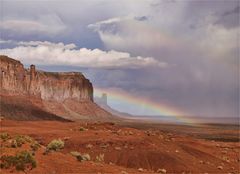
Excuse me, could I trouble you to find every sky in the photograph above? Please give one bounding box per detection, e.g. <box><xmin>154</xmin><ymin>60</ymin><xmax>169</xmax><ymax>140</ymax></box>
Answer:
<box><xmin>0</xmin><ymin>0</ymin><xmax>239</xmax><ymax>118</ymax></box>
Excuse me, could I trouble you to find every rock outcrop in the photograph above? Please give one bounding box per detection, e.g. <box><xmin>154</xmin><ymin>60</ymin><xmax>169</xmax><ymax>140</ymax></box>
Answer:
<box><xmin>0</xmin><ymin>55</ymin><xmax>113</xmax><ymax>121</ymax></box>
<box><xmin>0</xmin><ymin>55</ymin><xmax>93</xmax><ymax>102</ymax></box>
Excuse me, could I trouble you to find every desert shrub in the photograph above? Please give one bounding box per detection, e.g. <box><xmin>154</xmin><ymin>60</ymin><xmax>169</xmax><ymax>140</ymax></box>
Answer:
<box><xmin>79</xmin><ymin>127</ymin><xmax>86</xmax><ymax>131</ymax></box>
<box><xmin>30</xmin><ymin>142</ymin><xmax>41</xmax><ymax>151</ymax></box>
<box><xmin>0</xmin><ymin>132</ymin><xmax>10</xmax><ymax>141</ymax></box>
<box><xmin>21</xmin><ymin>135</ymin><xmax>33</xmax><ymax>143</ymax></box>
<box><xmin>82</xmin><ymin>153</ymin><xmax>91</xmax><ymax>161</ymax></box>
<box><xmin>0</xmin><ymin>151</ymin><xmax>36</xmax><ymax>171</ymax></box>
<box><xmin>47</xmin><ymin>139</ymin><xmax>64</xmax><ymax>151</ymax></box>
<box><xmin>70</xmin><ymin>151</ymin><xmax>91</xmax><ymax>161</ymax></box>
<box><xmin>11</xmin><ymin>135</ymin><xmax>33</xmax><ymax>148</ymax></box>
<box><xmin>11</xmin><ymin>136</ymin><xmax>25</xmax><ymax>148</ymax></box>
<box><xmin>10</xmin><ymin>140</ymin><xmax>18</xmax><ymax>148</ymax></box>
<box><xmin>70</xmin><ymin>151</ymin><xmax>82</xmax><ymax>161</ymax></box>
<box><xmin>96</xmin><ymin>154</ymin><xmax>104</xmax><ymax>162</ymax></box>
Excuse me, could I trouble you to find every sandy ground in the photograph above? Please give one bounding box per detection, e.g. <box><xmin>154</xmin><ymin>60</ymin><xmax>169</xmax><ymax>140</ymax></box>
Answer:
<box><xmin>0</xmin><ymin>120</ymin><xmax>239</xmax><ymax>174</ymax></box>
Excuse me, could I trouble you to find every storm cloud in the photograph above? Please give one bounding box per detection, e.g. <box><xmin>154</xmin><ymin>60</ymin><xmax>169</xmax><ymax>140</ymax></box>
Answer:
<box><xmin>0</xmin><ymin>0</ymin><xmax>239</xmax><ymax>117</ymax></box>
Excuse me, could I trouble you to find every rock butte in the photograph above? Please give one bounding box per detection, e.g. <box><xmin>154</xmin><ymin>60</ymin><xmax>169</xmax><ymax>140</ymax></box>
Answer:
<box><xmin>0</xmin><ymin>55</ymin><xmax>113</xmax><ymax>121</ymax></box>
<box><xmin>0</xmin><ymin>55</ymin><xmax>93</xmax><ymax>102</ymax></box>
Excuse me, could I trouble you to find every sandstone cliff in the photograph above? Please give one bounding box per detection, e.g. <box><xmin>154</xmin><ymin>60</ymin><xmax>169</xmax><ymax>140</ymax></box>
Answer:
<box><xmin>0</xmin><ymin>55</ymin><xmax>113</xmax><ymax>121</ymax></box>
<box><xmin>0</xmin><ymin>55</ymin><xmax>93</xmax><ymax>101</ymax></box>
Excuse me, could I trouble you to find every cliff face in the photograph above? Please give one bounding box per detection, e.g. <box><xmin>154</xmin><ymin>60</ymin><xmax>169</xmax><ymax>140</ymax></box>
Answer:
<box><xmin>0</xmin><ymin>55</ymin><xmax>93</xmax><ymax>102</ymax></box>
<box><xmin>0</xmin><ymin>55</ymin><xmax>114</xmax><ymax>121</ymax></box>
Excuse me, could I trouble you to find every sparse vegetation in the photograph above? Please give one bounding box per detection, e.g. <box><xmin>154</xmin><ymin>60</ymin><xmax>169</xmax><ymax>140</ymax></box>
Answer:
<box><xmin>70</xmin><ymin>151</ymin><xmax>91</xmax><ymax>161</ymax></box>
<box><xmin>81</xmin><ymin>153</ymin><xmax>91</xmax><ymax>161</ymax></box>
<box><xmin>10</xmin><ymin>135</ymin><xmax>34</xmax><ymax>148</ymax></box>
<box><xmin>79</xmin><ymin>127</ymin><xmax>86</xmax><ymax>131</ymax></box>
<box><xmin>0</xmin><ymin>151</ymin><xmax>37</xmax><ymax>171</ymax></box>
<box><xmin>47</xmin><ymin>139</ymin><xmax>64</xmax><ymax>151</ymax></box>
<box><xmin>86</xmin><ymin>144</ymin><xmax>93</xmax><ymax>149</ymax></box>
<box><xmin>70</xmin><ymin>151</ymin><xmax>81</xmax><ymax>157</ymax></box>
<box><xmin>96</xmin><ymin>154</ymin><xmax>104</xmax><ymax>162</ymax></box>
<box><xmin>0</xmin><ymin>132</ymin><xmax>10</xmax><ymax>141</ymax></box>
<box><xmin>30</xmin><ymin>142</ymin><xmax>41</xmax><ymax>151</ymax></box>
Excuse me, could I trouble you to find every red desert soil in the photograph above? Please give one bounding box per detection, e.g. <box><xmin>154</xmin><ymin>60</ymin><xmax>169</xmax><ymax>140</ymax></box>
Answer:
<box><xmin>0</xmin><ymin>120</ymin><xmax>239</xmax><ymax>174</ymax></box>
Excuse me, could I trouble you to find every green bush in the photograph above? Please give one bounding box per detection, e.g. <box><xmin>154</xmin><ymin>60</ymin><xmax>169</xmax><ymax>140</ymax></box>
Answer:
<box><xmin>47</xmin><ymin>139</ymin><xmax>64</xmax><ymax>151</ymax></box>
<box><xmin>0</xmin><ymin>151</ymin><xmax>36</xmax><ymax>171</ymax></box>
<box><xmin>0</xmin><ymin>132</ymin><xmax>10</xmax><ymax>141</ymax></box>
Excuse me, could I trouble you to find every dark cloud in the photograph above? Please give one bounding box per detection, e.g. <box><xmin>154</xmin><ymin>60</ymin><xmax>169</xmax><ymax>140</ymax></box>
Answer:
<box><xmin>134</xmin><ymin>16</ymin><xmax>149</xmax><ymax>21</ymax></box>
<box><xmin>214</xmin><ymin>6</ymin><xmax>240</xmax><ymax>29</ymax></box>
<box><xmin>37</xmin><ymin>61</ymin><xmax>239</xmax><ymax>117</ymax></box>
<box><xmin>222</xmin><ymin>5</ymin><xmax>240</xmax><ymax>16</ymax></box>
<box><xmin>1</xmin><ymin>0</ymin><xmax>239</xmax><ymax>117</ymax></box>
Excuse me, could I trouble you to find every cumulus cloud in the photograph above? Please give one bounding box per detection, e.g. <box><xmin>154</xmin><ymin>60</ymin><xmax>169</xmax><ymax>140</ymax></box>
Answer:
<box><xmin>89</xmin><ymin>8</ymin><xmax>239</xmax><ymax>67</ymax></box>
<box><xmin>17</xmin><ymin>41</ymin><xmax>77</xmax><ymax>49</ymax></box>
<box><xmin>88</xmin><ymin>15</ymin><xmax>179</xmax><ymax>55</ymax></box>
<box><xmin>0</xmin><ymin>41</ymin><xmax>167</xmax><ymax>69</ymax></box>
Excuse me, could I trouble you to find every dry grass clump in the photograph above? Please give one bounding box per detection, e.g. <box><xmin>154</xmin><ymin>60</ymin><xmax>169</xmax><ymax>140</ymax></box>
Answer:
<box><xmin>10</xmin><ymin>135</ymin><xmax>34</xmax><ymax>148</ymax></box>
<box><xmin>70</xmin><ymin>151</ymin><xmax>91</xmax><ymax>161</ymax></box>
<box><xmin>0</xmin><ymin>132</ymin><xmax>10</xmax><ymax>141</ymax></box>
<box><xmin>0</xmin><ymin>151</ymin><xmax>36</xmax><ymax>171</ymax></box>
<box><xmin>96</xmin><ymin>154</ymin><xmax>104</xmax><ymax>162</ymax></box>
<box><xmin>46</xmin><ymin>139</ymin><xmax>64</xmax><ymax>151</ymax></box>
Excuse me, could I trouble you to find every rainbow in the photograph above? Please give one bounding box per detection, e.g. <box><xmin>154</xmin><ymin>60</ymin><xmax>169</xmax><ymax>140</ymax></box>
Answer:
<box><xmin>95</xmin><ymin>87</ymin><xmax>199</xmax><ymax>125</ymax></box>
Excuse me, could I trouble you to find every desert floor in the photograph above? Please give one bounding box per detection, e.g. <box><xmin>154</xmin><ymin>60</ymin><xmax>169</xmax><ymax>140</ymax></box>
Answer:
<box><xmin>0</xmin><ymin>120</ymin><xmax>239</xmax><ymax>174</ymax></box>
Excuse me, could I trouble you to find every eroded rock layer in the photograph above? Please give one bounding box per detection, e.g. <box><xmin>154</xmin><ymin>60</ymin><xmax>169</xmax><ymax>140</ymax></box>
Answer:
<box><xmin>0</xmin><ymin>55</ymin><xmax>113</xmax><ymax>121</ymax></box>
<box><xmin>0</xmin><ymin>55</ymin><xmax>93</xmax><ymax>102</ymax></box>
